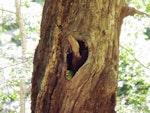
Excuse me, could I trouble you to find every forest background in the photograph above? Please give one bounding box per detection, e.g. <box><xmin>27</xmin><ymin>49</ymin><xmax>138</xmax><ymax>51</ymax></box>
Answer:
<box><xmin>0</xmin><ymin>0</ymin><xmax>150</xmax><ymax>113</ymax></box>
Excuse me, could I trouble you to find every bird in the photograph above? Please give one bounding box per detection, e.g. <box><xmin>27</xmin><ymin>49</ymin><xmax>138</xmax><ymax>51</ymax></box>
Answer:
<box><xmin>65</xmin><ymin>70</ymin><xmax>74</xmax><ymax>80</ymax></box>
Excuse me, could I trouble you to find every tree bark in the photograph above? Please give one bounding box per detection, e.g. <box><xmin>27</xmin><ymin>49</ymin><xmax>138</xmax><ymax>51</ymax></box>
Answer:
<box><xmin>15</xmin><ymin>0</ymin><xmax>26</xmax><ymax>113</ymax></box>
<box><xmin>31</xmin><ymin>0</ymin><xmax>126</xmax><ymax>113</ymax></box>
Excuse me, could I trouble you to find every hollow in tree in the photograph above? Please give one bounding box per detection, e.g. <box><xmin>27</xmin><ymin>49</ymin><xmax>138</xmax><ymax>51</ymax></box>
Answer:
<box><xmin>31</xmin><ymin>0</ymin><xmax>137</xmax><ymax>113</ymax></box>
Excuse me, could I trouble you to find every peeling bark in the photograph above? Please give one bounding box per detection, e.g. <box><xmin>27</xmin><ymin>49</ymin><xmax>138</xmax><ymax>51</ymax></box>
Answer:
<box><xmin>31</xmin><ymin>0</ymin><xmax>126</xmax><ymax>113</ymax></box>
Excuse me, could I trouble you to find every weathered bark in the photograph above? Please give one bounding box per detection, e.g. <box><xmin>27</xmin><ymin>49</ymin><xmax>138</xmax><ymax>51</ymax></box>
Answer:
<box><xmin>31</xmin><ymin>0</ymin><xmax>126</xmax><ymax>113</ymax></box>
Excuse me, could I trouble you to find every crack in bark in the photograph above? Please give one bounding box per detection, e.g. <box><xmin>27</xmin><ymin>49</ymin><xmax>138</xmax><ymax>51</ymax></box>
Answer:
<box><xmin>70</xmin><ymin>78</ymin><xmax>88</xmax><ymax>113</ymax></box>
<box><xmin>48</xmin><ymin>76</ymin><xmax>59</xmax><ymax>113</ymax></box>
<box><xmin>70</xmin><ymin>92</ymin><xmax>81</xmax><ymax>113</ymax></box>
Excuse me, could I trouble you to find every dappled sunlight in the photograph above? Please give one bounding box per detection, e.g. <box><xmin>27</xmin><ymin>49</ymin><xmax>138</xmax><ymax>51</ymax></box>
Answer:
<box><xmin>0</xmin><ymin>0</ymin><xmax>43</xmax><ymax>112</ymax></box>
<box><xmin>117</xmin><ymin>5</ymin><xmax>150</xmax><ymax>112</ymax></box>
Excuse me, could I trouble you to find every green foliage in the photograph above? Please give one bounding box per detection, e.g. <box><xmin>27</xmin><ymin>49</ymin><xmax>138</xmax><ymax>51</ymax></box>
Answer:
<box><xmin>117</xmin><ymin>45</ymin><xmax>150</xmax><ymax>112</ymax></box>
<box><xmin>117</xmin><ymin>1</ymin><xmax>150</xmax><ymax>110</ymax></box>
<box><xmin>0</xmin><ymin>91</ymin><xmax>19</xmax><ymax>113</ymax></box>
<box><xmin>126</xmin><ymin>0</ymin><xmax>150</xmax><ymax>13</ymax></box>
<box><xmin>0</xmin><ymin>1</ymin><xmax>43</xmax><ymax>112</ymax></box>
<box><xmin>32</xmin><ymin>0</ymin><xmax>44</xmax><ymax>5</ymax></box>
<box><xmin>146</xmin><ymin>4</ymin><xmax>150</xmax><ymax>12</ymax></box>
<box><xmin>144</xmin><ymin>27</ymin><xmax>150</xmax><ymax>40</ymax></box>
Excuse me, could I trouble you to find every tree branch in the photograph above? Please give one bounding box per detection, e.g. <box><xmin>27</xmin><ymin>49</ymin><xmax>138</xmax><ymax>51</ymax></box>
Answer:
<box><xmin>0</xmin><ymin>8</ymin><xmax>16</xmax><ymax>14</ymax></box>
<box><xmin>120</xmin><ymin>45</ymin><xmax>150</xmax><ymax>71</ymax></box>
<box><xmin>120</xmin><ymin>4</ymin><xmax>150</xmax><ymax>23</ymax></box>
<box><xmin>0</xmin><ymin>57</ymin><xmax>33</xmax><ymax>69</ymax></box>
<box><xmin>127</xmin><ymin>6</ymin><xmax>150</xmax><ymax>16</ymax></box>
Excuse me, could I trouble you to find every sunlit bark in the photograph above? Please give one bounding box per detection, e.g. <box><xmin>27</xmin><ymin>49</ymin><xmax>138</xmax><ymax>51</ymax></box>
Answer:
<box><xmin>31</xmin><ymin>0</ymin><xmax>126</xmax><ymax>113</ymax></box>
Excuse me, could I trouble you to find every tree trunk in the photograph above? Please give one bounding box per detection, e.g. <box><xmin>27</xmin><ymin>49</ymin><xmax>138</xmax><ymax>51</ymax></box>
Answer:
<box><xmin>15</xmin><ymin>0</ymin><xmax>26</xmax><ymax>113</ymax></box>
<box><xmin>31</xmin><ymin>0</ymin><xmax>126</xmax><ymax>113</ymax></box>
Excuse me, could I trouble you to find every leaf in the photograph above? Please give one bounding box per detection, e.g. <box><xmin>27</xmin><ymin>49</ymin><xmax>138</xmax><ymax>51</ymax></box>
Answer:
<box><xmin>144</xmin><ymin>27</ymin><xmax>150</xmax><ymax>40</ymax></box>
<box><xmin>146</xmin><ymin>4</ymin><xmax>150</xmax><ymax>12</ymax></box>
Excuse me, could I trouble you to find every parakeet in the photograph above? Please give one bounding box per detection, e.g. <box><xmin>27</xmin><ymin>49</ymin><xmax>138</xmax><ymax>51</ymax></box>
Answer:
<box><xmin>65</xmin><ymin>70</ymin><xmax>74</xmax><ymax>80</ymax></box>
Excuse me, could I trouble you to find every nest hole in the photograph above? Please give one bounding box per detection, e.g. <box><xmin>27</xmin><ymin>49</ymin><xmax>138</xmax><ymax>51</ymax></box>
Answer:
<box><xmin>67</xmin><ymin>40</ymin><xmax>88</xmax><ymax>74</ymax></box>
